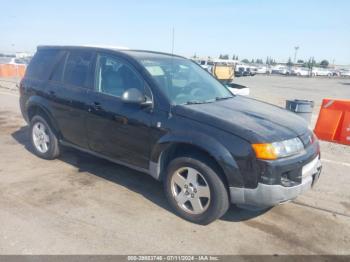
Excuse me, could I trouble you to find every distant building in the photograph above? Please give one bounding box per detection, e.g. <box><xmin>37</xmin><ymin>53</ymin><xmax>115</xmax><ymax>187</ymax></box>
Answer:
<box><xmin>15</xmin><ymin>52</ymin><xmax>32</xmax><ymax>59</ymax></box>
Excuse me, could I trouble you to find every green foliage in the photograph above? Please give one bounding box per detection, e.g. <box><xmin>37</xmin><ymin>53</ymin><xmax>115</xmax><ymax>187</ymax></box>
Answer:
<box><xmin>221</xmin><ymin>54</ymin><xmax>229</xmax><ymax>60</ymax></box>
<box><xmin>304</xmin><ymin>57</ymin><xmax>316</xmax><ymax>69</ymax></box>
<box><xmin>287</xmin><ymin>57</ymin><xmax>293</xmax><ymax>66</ymax></box>
<box><xmin>266</xmin><ymin>57</ymin><xmax>276</xmax><ymax>65</ymax></box>
<box><xmin>320</xmin><ymin>60</ymin><xmax>329</xmax><ymax>68</ymax></box>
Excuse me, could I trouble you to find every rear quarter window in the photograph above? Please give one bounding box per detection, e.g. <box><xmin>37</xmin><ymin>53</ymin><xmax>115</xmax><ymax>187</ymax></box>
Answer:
<box><xmin>50</xmin><ymin>52</ymin><xmax>67</xmax><ymax>82</ymax></box>
<box><xmin>25</xmin><ymin>49</ymin><xmax>63</xmax><ymax>80</ymax></box>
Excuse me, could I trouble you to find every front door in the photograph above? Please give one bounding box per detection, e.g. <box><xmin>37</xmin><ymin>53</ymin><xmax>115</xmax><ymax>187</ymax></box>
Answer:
<box><xmin>86</xmin><ymin>54</ymin><xmax>152</xmax><ymax>169</ymax></box>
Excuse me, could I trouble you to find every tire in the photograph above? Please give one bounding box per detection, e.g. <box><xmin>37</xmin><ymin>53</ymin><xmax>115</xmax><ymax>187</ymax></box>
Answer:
<box><xmin>164</xmin><ymin>156</ymin><xmax>229</xmax><ymax>225</ymax></box>
<box><xmin>30</xmin><ymin>115</ymin><xmax>60</xmax><ymax>159</ymax></box>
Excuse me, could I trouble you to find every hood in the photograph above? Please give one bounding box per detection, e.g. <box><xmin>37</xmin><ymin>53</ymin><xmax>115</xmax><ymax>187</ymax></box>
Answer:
<box><xmin>173</xmin><ymin>96</ymin><xmax>309</xmax><ymax>143</ymax></box>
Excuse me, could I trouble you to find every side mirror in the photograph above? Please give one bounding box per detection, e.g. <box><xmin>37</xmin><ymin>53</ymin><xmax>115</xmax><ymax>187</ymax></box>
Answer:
<box><xmin>121</xmin><ymin>88</ymin><xmax>152</xmax><ymax>107</ymax></box>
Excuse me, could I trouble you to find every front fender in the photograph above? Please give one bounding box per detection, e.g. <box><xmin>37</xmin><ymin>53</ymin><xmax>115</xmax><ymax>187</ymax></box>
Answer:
<box><xmin>150</xmin><ymin>131</ymin><xmax>244</xmax><ymax>187</ymax></box>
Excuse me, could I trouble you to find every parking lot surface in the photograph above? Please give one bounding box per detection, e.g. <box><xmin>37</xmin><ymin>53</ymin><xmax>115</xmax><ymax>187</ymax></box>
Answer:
<box><xmin>0</xmin><ymin>75</ymin><xmax>349</xmax><ymax>254</ymax></box>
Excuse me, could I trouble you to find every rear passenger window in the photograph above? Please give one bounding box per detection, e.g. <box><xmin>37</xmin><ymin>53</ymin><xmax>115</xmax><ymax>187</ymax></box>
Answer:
<box><xmin>26</xmin><ymin>49</ymin><xmax>62</xmax><ymax>80</ymax></box>
<box><xmin>64</xmin><ymin>51</ymin><xmax>92</xmax><ymax>87</ymax></box>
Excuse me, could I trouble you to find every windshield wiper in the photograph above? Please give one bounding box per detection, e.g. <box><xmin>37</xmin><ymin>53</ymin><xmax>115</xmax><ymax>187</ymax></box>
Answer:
<box><xmin>215</xmin><ymin>96</ymin><xmax>234</xmax><ymax>101</ymax></box>
<box><xmin>183</xmin><ymin>99</ymin><xmax>215</xmax><ymax>105</ymax></box>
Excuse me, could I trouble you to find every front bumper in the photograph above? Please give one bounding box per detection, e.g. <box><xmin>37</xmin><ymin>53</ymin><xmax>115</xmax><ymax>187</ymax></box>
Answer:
<box><xmin>229</xmin><ymin>158</ymin><xmax>322</xmax><ymax>207</ymax></box>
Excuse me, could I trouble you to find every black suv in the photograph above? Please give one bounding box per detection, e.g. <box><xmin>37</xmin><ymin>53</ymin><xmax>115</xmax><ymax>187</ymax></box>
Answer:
<box><xmin>20</xmin><ymin>46</ymin><xmax>322</xmax><ymax>224</ymax></box>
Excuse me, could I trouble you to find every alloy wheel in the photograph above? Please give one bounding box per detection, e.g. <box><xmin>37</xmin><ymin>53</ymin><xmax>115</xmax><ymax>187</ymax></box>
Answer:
<box><xmin>32</xmin><ymin>122</ymin><xmax>50</xmax><ymax>153</ymax></box>
<box><xmin>170</xmin><ymin>167</ymin><xmax>211</xmax><ymax>215</ymax></box>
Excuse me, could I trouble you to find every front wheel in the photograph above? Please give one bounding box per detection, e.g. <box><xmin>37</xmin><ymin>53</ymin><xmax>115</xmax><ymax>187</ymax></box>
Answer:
<box><xmin>164</xmin><ymin>156</ymin><xmax>229</xmax><ymax>224</ymax></box>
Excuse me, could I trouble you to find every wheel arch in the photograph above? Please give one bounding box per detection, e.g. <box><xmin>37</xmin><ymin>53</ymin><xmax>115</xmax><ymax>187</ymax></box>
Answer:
<box><xmin>26</xmin><ymin>97</ymin><xmax>61</xmax><ymax>137</ymax></box>
<box><xmin>149</xmin><ymin>132</ymin><xmax>242</xmax><ymax>188</ymax></box>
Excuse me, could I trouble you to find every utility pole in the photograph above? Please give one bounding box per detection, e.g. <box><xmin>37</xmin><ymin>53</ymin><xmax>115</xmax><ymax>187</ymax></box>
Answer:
<box><xmin>294</xmin><ymin>46</ymin><xmax>299</xmax><ymax>63</ymax></box>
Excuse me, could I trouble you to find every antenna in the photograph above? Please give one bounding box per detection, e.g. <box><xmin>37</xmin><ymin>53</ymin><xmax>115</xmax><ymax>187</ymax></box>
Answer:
<box><xmin>171</xmin><ymin>27</ymin><xmax>175</xmax><ymax>55</ymax></box>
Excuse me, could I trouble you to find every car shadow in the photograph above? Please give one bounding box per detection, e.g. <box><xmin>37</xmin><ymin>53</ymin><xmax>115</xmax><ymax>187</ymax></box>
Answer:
<box><xmin>221</xmin><ymin>205</ymin><xmax>270</xmax><ymax>222</ymax></box>
<box><xmin>11</xmin><ymin>125</ymin><xmax>267</xmax><ymax>223</ymax></box>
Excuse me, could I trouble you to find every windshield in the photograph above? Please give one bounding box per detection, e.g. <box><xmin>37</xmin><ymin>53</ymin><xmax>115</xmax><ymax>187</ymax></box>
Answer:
<box><xmin>139</xmin><ymin>57</ymin><xmax>233</xmax><ymax>105</ymax></box>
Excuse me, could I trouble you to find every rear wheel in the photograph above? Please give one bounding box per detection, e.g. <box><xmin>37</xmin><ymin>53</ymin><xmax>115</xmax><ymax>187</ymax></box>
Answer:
<box><xmin>164</xmin><ymin>156</ymin><xmax>229</xmax><ymax>224</ymax></box>
<box><xmin>30</xmin><ymin>115</ymin><xmax>60</xmax><ymax>159</ymax></box>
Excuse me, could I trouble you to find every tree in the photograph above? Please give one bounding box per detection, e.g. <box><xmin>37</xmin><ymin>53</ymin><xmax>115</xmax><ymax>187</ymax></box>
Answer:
<box><xmin>241</xmin><ymin>59</ymin><xmax>250</xmax><ymax>63</ymax></box>
<box><xmin>306</xmin><ymin>57</ymin><xmax>316</xmax><ymax>69</ymax></box>
<box><xmin>266</xmin><ymin>57</ymin><xmax>270</xmax><ymax>65</ymax></box>
<box><xmin>251</xmin><ymin>59</ymin><xmax>255</xmax><ymax>64</ymax></box>
<box><xmin>287</xmin><ymin>57</ymin><xmax>293</xmax><ymax>67</ymax></box>
<box><xmin>219</xmin><ymin>54</ymin><xmax>223</xmax><ymax>59</ymax></box>
<box><xmin>266</xmin><ymin>57</ymin><xmax>276</xmax><ymax>65</ymax></box>
<box><xmin>232</xmin><ymin>54</ymin><xmax>235</xmax><ymax>60</ymax></box>
<box><xmin>256</xmin><ymin>59</ymin><xmax>263</xmax><ymax>64</ymax></box>
<box><xmin>320</xmin><ymin>60</ymin><xmax>329</xmax><ymax>68</ymax></box>
<box><xmin>297</xmin><ymin>59</ymin><xmax>304</xmax><ymax>64</ymax></box>
<box><xmin>221</xmin><ymin>54</ymin><xmax>229</xmax><ymax>60</ymax></box>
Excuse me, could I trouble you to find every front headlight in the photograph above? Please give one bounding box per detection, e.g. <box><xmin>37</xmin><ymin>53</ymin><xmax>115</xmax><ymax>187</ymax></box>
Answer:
<box><xmin>252</xmin><ymin>138</ymin><xmax>304</xmax><ymax>160</ymax></box>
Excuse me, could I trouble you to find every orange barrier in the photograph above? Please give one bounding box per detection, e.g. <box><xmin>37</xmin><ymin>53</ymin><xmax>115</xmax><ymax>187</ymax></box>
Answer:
<box><xmin>0</xmin><ymin>64</ymin><xmax>26</xmax><ymax>78</ymax></box>
<box><xmin>314</xmin><ymin>99</ymin><xmax>350</xmax><ymax>145</ymax></box>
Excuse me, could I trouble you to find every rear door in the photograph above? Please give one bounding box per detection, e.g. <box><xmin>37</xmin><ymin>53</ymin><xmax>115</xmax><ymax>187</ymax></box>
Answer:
<box><xmin>85</xmin><ymin>53</ymin><xmax>152</xmax><ymax>169</ymax></box>
<box><xmin>48</xmin><ymin>50</ymin><xmax>94</xmax><ymax>148</ymax></box>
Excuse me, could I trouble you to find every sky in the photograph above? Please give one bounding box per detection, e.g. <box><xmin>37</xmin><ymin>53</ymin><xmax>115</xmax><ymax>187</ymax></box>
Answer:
<box><xmin>1</xmin><ymin>0</ymin><xmax>350</xmax><ymax>64</ymax></box>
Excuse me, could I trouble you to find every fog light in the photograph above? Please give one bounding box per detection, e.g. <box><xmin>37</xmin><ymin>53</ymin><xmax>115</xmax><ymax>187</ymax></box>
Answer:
<box><xmin>281</xmin><ymin>173</ymin><xmax>290</xmax><ymax>186</ymax></box>
<box><xmin>280</xmin><ymin>172</ymin><xmax>298</xmax><ymax>187</ymax></box>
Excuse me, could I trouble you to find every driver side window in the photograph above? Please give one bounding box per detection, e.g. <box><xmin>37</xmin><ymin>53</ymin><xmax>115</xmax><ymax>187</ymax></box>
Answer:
<box><xmin>95</xmin><ymin>54</ymin><xmax>144</xmax><ymax>97</ymax></box>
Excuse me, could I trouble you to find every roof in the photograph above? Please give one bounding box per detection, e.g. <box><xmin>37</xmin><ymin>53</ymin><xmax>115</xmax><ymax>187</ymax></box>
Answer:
<box><xmin>37</xmin><ymin>45</ymin><xmax>185</xmax><ymax>60</ymax></box>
